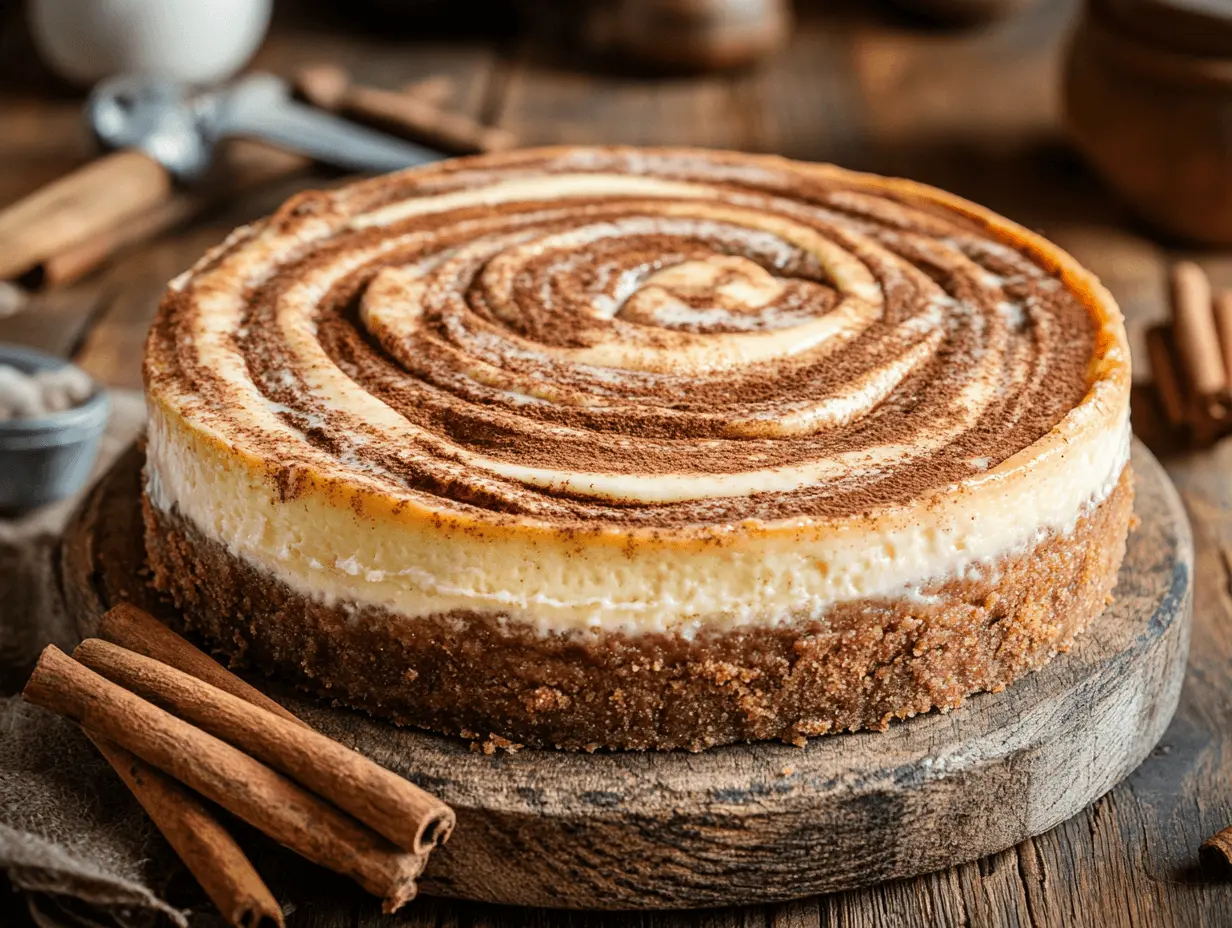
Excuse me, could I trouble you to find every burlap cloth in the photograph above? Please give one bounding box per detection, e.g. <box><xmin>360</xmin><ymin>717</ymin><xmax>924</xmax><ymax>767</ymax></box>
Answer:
<box><xmin>0</xmin><ymin>392</ymin><xmax>367</xmax><ymax>928</ymax></box>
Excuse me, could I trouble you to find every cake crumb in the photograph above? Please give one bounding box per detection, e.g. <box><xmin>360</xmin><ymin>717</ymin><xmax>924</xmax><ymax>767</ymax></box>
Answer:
<box><xmin>473</xmin><ymin>733</ymin><xmax>524</xmax><ymax>755</ymax></box>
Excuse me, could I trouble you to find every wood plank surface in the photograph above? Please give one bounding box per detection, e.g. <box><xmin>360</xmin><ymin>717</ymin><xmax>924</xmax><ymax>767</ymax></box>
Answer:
<box><xmin>2</xmin><ymin>0</ymin><xmax>1231</xmax><ymax>925</ymax></box>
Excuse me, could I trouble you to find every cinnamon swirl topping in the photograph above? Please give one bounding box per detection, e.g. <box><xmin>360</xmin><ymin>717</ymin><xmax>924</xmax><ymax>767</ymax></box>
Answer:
<box><xmin>145</xmin><ymin>147</ymin><xmax>1114</xmax><ymax>531</ymax></box>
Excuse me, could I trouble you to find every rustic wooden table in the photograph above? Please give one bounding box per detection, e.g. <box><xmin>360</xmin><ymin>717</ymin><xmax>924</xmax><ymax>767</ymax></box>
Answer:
<box><xmin>1</xmin><ymin>1</ymin><xmax>1230</xmax><ymax>926</ymax></box>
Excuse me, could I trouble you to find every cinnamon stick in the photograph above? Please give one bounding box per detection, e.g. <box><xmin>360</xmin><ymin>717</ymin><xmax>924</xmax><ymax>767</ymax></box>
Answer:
<box><xmin>0</xmin><ymin>150</ymin><xmax>173</xmax><ymax>281</ymax></box>
<box><xmin>97</xmin><ymin>603</ymin><xmax>304</xmax><ymax>728</ymax></box>
<box><xmin>1202</xmin><ymin>825</ymin><xmax>1232</xmax><ymax>873</ymax></box>
<box><xmin>1145</xmin><ymin>324</ymin><xmax>1189</xmax><ymax>428</ymax></box>
<box><xmin>86</xmin><ymin>732</ymin><xmax>284</xmax><ymax>928</ymax></box>
<box><xmin>300</xmin><ymin>72</ymin><xmax>454</xmax><ymax>111</ymax></box>
<box><xmin>23</xmin><ymin>195</ymin><xmax>201</xmax><ymax>290</ymax></box>
<box><xmin>1214</xmin><ymin>291</ymin><xmax>1232</xmax><ymax>397</ymax></box>
<box><xmin>296</xmin><ymin>65</ymin><xmax>514</xmax><ymax>155</ymax></box>
<box><xmin>75</xmin><ymin>636</ymin><xmax>455</xmax><ymax>854</ymax></box>
<box><xmin>23</xmin><ymin>645</ymin><xmax>424</xmax><ymax>913</ymax></box>
<box><xmin>1170</xmin><ymin>262</ymin><xmax>1229</xmax><ymax>414</ymax></box>
<box><xmin>18</xmin><ymin>143</ymin><xmax>307</xmax><ymax>291</ymax></box>
<box><xmin>399</xmin><ymin>76</ymin><xmax>457</xmax><ymax>108</ymax></box>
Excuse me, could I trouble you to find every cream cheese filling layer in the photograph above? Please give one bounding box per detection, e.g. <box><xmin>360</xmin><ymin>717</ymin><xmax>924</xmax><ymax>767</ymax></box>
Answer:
<box><xmin>142</xmin><ymin>150</ymin><xmax>1134</xmax><ymax>638</ymax></box>
<box><xmin>145</xmin><ymin>396</ymin><xmax>1131</xmax><ymax>639</ymax></box>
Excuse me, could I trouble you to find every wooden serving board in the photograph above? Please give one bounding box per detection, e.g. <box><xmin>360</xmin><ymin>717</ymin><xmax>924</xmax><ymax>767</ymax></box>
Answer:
<box><xmin>59</xmin><ymin>440</ymin><xmax>1192</xmax><ymax>910</ymax></box>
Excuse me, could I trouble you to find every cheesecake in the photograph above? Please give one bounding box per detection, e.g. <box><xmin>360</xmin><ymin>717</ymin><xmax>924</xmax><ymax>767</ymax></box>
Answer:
<box><xmin>142</xmin><ymin>146</ymin><xmax>1133</xmax><ymax>750</ymax></box>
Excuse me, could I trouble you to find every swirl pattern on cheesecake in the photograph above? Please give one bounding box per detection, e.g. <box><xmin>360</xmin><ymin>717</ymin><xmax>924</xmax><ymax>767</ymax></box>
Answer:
<box><xmin>146</xmin><ymin>147</ymin><xmax>1118</xmax><ymax>530</ymax></box>
<box><xmin>142</xmin><ymin>148</ymin><xmax>1134</xmax><ymax>746</ymax></box>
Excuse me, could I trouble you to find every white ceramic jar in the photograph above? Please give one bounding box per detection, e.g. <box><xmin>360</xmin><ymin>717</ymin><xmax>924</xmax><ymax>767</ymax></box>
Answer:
<box><xmin>28</xmin><ymin>0</ymin><xmax>273</xmax><ymax>86</ymax></box>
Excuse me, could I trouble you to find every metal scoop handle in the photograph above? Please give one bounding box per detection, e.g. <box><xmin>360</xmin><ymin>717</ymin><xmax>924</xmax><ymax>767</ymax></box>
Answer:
<box><xmin>203</xmin><ymin>74</ymin><xmax>443</xmax><ymax>176</ymax></box>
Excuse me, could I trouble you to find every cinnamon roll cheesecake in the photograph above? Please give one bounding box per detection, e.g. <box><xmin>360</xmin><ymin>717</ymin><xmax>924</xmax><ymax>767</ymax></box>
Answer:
<box><xmin>142</xmin><ymin>147</ymin><xmax>1132</xmax><ymax>751</ymax></box>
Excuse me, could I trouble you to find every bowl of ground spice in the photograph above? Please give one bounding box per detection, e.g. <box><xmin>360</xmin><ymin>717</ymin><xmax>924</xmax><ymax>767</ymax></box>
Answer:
<box><xmin>0</xmin><ymin>344</ymin><xmax>108</xmax><ymax>511</ymax></box>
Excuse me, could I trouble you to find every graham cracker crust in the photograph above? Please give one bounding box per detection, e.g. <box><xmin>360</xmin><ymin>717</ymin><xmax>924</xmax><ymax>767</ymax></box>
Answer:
<box><xmin>142</xmin><ymin>468</ymin><xmax>1133</xmax><ymax>751</ymax></box>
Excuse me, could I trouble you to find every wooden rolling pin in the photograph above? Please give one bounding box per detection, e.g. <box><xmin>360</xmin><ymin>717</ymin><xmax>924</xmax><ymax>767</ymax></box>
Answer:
<box><xmin>296</xmin><ymin>66</ymin><xmax>515</xmax><ymax>155</ymax></box>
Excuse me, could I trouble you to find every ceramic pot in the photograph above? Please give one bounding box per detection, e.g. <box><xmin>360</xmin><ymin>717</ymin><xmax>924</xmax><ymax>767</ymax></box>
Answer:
<box><xmin>28</xmin><ymin>0</ymin><xmax>272</xmax><ymax>86</ymax></box>
<box><xmin>1065</xmin><ymin>14</ymin><xmax>1232</xmax><ymax>245</ymax></box>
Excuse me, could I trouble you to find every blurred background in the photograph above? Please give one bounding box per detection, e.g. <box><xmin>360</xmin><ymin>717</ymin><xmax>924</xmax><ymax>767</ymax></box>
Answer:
<box><xmin>0</xmin><ymin>0</ymin><xmax>1229</xmax><ymax>447</ymax></box>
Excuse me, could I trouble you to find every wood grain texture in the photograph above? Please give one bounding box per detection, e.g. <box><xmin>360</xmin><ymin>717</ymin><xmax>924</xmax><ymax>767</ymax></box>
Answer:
<box><xmin>58</xmin><ymin>441</ymin><xmax>1191</xmax><ymax>910</ymax></box>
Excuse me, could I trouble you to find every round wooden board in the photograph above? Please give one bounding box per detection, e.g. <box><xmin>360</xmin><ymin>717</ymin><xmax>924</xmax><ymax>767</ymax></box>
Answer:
<box><xmin>60</xmin><ymin>440</ymin><xmax>1192</xmax><ymax>911</ymax></box>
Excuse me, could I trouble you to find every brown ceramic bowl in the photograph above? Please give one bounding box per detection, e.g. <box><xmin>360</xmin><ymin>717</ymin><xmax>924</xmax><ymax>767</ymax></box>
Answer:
<box><xmin>1065</xmin><ymin>15</ymin><xmax>1232</xmax><ymax>245</ymax></box>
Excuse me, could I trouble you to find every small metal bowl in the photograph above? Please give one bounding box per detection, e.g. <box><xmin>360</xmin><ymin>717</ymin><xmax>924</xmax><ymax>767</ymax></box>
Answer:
<box><xmin>0</xmin><ymin>344</ymin><xmax>109</xmax><ymax>511</ymax></box>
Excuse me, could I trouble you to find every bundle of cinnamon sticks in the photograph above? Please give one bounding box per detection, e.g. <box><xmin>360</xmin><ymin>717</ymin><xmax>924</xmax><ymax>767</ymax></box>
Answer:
<box><xmin>22</xmin><ymin>603</ymin><xmax>455</xmax><ymax>927</ymax></box>
<box><xmin>1147</xmin><ymin>261</ymin><xmax>1232</xmax><ymax>446</ymax></box>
